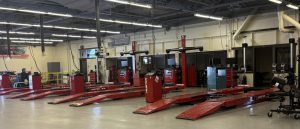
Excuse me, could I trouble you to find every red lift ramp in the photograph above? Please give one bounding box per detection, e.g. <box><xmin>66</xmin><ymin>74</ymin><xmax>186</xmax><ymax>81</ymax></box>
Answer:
<box><xmin>176</xmin><ymin>88</ymin><xmax>277</xmax><ymax>120</ymax></box>
<box><xmin>133</xmin><ymin>86</ymin><xmax>248</xmax><ymax>115</ymax></box>
<box><xmin>48</xmin><ymin>86</ymin><xmax>144</xmax><ymax>104</ymax></box>
<box><xmin>6</xmin><ymin>89</ymin><xmax>53</xmax><ymax>99</ymax></box>
<box><xmin>70</xmin><ymin>89</ymin><xmax>145</xmax><ymax>107</ymax></box>
<box><xmin>133</xmin><ymin>92</ymin><xmax>208</xmax><ymax>114</ymax></box>
<box><xmin>21</xmin><ymin>89</ymin><xmax>71</xmax><ymax>101</ymax></box>
<box><xmin>0</xmin><ymin>88</ymin><xmax>30</xmax><ymax>95</ymax></box>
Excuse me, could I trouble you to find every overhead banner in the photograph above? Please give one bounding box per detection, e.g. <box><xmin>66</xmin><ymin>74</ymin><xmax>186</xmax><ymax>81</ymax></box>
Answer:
<box><xmin>111</xmin><ymin>36</ymin><xmax>130</xmax><ymax>46</ymax></box>
<box><xmin>0</xmin><ymin>46</ymin><xmax>29</xmax><ymax>58</ymax></box>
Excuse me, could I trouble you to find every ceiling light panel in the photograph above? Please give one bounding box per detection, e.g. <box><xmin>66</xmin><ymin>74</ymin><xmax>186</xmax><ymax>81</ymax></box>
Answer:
<box><xmin>0</xmin><ymin>6</ymin><xmax>162</xmax><ymax>28</ymax></box>
<box><xmin>0</xmin><ymin>21</ymin><xmax>120</xmax><ymax>34</ymax></box>
<box><xmin>268</xmin><ymin>0</ymin><xmax>282</xmax><ymax>4</ymax></box>
<box><xmin>105</xmin><ymin>0</ymin><xmax>152</xmax><ymax>8</ymax></box>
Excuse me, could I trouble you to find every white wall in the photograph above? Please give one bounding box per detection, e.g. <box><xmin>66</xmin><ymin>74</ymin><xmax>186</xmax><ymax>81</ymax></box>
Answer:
<box><xmin>0</xmin><ymin>46</ymin><xmax>57</xmax><ymax>73</ymax></box>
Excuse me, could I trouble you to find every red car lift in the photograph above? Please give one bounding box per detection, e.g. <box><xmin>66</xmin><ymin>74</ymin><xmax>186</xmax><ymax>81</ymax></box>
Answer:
<box><xmin>0</xmin><ymin>73</ymin><xmax>32</xmax><ymax>95</ymax></box>
<box><xmin>68</xmin><ymin>85</ymin><xmax>183</xmax><ymax>107</ymax></box>
<box><xmin>48</xmin><ymin>86</ymin><xmax>144</xmax><ymax>104</ymax></box>
<box><xmin>30</xmin><ymin>42</ymin><xmax>147</xmax><ymax>103</ymax></box>
<box><xmin>166</xmin><ymin>35</ymin><xmax>203</xmax><ymax>88</ymax></box>
<box><xmin>19</xmin><ymin>74</ymin><xmax>132</xmax><ymax>101</ymax></box>
<box><xmin>133</xmin><ymin>86</ymin><xmax>247</xmax><ymax>115</ymax></box>
<box><xmin>176</xmin><ymin>88</ymin><xmax>278</xmax><ymax>120</ymax></box>
<box><xmin>70</xmin><ymin>89</ymin><xmax>146</xmax><ymax>107</ymax></box>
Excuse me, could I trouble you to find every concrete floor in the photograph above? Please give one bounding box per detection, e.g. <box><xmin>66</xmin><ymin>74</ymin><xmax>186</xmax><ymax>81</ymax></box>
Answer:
<box><xmin>0</xmin><ymin>88</ymin><xmax>300</xmax><ymax>129</ymax></box>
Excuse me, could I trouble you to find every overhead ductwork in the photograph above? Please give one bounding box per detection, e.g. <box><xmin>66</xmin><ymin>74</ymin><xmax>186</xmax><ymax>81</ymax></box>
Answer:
<box><xmin>233</xmin><ymin>9</ymin><xmax>257</xmax><ymax>40</ymax></box>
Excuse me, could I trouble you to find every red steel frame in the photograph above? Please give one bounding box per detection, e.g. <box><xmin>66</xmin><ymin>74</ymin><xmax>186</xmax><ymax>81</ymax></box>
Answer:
<box><xmin>133</xmin><ymin>86</ymin><xmax>247</xmax><ymax>115</ymax></box>
<box><xmin>20</xmin><ymin>82</ymin><xmax>133</xmax><ymax>101</ymax></box>
<box><xmin>181</xmin><ymin>35</ymin><xmax>187</xmax><ymax>88</ymax></box>
<box><xmin>68</xmin><ymin>85</ymin><xmax>183</xmax><ymax>107</ymax></box>
<box><xmin>176</xmin><ymin>88</ymin><xmax>278</xmax><ymax>120</ymax></box>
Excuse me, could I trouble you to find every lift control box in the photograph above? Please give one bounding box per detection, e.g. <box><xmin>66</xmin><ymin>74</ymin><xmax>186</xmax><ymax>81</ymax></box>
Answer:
<box><xmin>70</xmin><ymin>74</ymin><xmax>85</xmax><ymax>95</ymax></box>
<box><xmin>145</xmin><ymin>72</ymin><xmax>162</xmax><ymax>103</ymax></box>
<box><xmin>0</xmin><ymin>74</ymin><xmax>11</xmax><ymax>89</ymax></box>
<box><xmin>29</xmin><ymin>74</ymin><xmax>42</xmax><ymax>90</ymax></box>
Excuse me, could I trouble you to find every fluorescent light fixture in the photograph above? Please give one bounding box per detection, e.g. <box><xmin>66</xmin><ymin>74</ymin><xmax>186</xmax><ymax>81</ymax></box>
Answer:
<box><xmin>0</xmin><ymin>7</ymin><xmax>17</xmax><ymax>11</ymax></box>
<box><xmin>0</xmin><ymin>21</ymin><xmax>120</xmax><ymax>34</ymax></box>
<box><xmin>105</xmin><ymin>0</ymin><xmax>152</xmax><ymax>8</ymax></box>
<box><xmin>0</xmin><ymin>37</ymin><xmax>63</xmax><ymax>42</ymax></box>
<box><xmin>268</xmin><ymin>0</ymin><xmax>282</xmax><ymax>4</ymax></box>
<box><xmin>83</xmin><ymin>36</ymin><xmax>96</xmax><ymax>39</ymax></box>
<box><xmin>98</xmin><ymin>18</ymin><xmax>162</xmax><ymax>28</ymax></box>
<box><xmin>0</xmin><ymin>6</ymin><xmax>162</xmax><ymax>28</ymax></box>
<box><xmin>52</xmin><ymin>34</ymin><xmax>97</xmax><ymax>39</ymax></box>
<box><xmin>194</xmin><ymin>13</ymin><xmax>223</xmax><ymax>21</ymax></box>
<box><xmin>46</xmin><ymin>12</ymin><xmax>73</xmax><ymax>17</ymax></box>
<box><xmin>10</xmin><ymin>38</ymin><xmax>63</xmax><ymax>42</ymax></box>
<box><xmin>11</xmin><ymin>40</ymin><xmax>53</xmax><ymax>44</ymax></box>
<box><xmin>0</xmin><ymin>6</ymin><xmax>72</xmax><ymax>17</ymax></box>
<box><xmin>0</xmin><ymin>30</ymin><xmax>35</xmax><ymax>35</ymax></box>
<box><xmin>287</xmin><ymin>4</ymin><xmax>299</xmax><ymax>10</ymax></box>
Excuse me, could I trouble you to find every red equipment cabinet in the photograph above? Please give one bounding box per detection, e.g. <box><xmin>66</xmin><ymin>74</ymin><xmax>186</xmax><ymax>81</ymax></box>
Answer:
<box><xmin>29</xmin><ymin>74</ymin><xmax>42</xmax><ymax>90</ymax></box>
<box><xmin>70</xmin><ymin>74</ymin><xmax>85</xmax><ymax>95</ymax></box>
<box><xmin>118</xmin><ymin>68</ymin><xmax>131</xmax><ymax>83</ymax></box>
<box><xmin>88</xmin><ymin>71</ymin><xmax>96</xmax><ymax>84</ymax></box>
<box><xmin>226</xmin><ymin>68</ymin><xmax>237</xmax><ymax>88</ymax></box>
<box><xmin>164</xmin><ymin>68</ymin><xmax>178</xmax><ymax>85</ymax></box>
<box><xmin>0</xmin><ymin>74</ymin><xmax>11</xmax><ymax>89</ymax></box>
<box><xmin>145</xmin><ymin>73</ymin><xmax>163</xmax><ymax>103</ymax></box>
<box><xmin>133</xmin><ymin>72</ymin><xmax>145</xmax><ymax>87</ymax></box>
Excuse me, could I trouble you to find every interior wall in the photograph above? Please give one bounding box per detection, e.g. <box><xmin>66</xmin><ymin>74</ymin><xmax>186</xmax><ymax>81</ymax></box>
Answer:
<box><xmin>53</xmin><ymin>11</ymin><xmax>300</xmax><ymax>84</ymax></box>
<box><xmin>3</xmin><ymin>11</ymin><xmax>299</xmax><ymax>84</ymax></box>
<box><xmin>0</xmin><ymin>46</ymin><xmax>57</xmax><ymax>73</ymax></box>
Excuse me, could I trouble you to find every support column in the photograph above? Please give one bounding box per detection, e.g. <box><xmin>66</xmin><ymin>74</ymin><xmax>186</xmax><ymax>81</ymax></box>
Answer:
<box><xmin>181</xmin><ymin>35</ymin><xmax>187</xmax><ymax>88</ymax></box>
<box><xmin>40</xmin><ymin>15</ymin><xmax>45</xmax><ymax>54</ymax></box>
<box><xmin>6</xmin><ymin>25</ymin><xmax>11</xmax><ymax>58</ymax></box>
<box><xmin>95</xmin><ymin>0</ymin><xmax>101</xmax><ymax>83</ymax></box>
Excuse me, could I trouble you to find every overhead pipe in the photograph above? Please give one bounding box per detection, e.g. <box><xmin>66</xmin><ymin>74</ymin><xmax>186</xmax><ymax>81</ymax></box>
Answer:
<box><xmin>40</xmin><ymin>15</ymin><xmax>45</xmax><ymax>54</ymax></box>
<box><xmin>278</xmin><ymin>12</ymin><xmax>294</xmax><ymax>33</ymax></box>
<box><xmin>6</xmin><ymin>25</ymin><xmax>11</xmax><ymax>58</ymax></box>
<box><xmin>233</xmin><ymin>9</ymin><xmax>257</xmax><ymax>40</ymax></box>
<box><xmin>281</xmin><ymin>12</ymin><xmax>300</xmax><ymax>30</ymax></box>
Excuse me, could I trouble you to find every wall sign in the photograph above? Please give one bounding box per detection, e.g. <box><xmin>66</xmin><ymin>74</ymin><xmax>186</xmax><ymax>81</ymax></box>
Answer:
<box><xmin>0</xmin><ymin>46</ymin><xmax>29</xmax><ymax>58</ymax></box>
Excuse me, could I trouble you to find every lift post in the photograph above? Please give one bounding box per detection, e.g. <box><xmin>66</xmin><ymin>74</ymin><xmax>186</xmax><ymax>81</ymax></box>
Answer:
<box><xmin>166</xmin><ymin>35</ymin><xmax>203</xmax><ymax>88</ymax></box>
<box><xmin>120</xmin><ymin>41</ymin><xmax>149</xmax><ymax>87</ymax></box>
<box><xmin>133</xmin><ymin>86</ymin><xmax>248</xmax><ymax>115</ymax></box>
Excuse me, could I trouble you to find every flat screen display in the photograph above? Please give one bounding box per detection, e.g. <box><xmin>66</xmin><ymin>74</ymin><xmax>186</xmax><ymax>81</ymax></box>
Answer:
<box><xmin>167</xmin><ymin>59</ymin><xmax>176</xmax><ymax>66</ymax></box>
<box><xmin>121</xmin><ymin>61</ymin><xmax>128</xmax><ymax>67</ymax></box>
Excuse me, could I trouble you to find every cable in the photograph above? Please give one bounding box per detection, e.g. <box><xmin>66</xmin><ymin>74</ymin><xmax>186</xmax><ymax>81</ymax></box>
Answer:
<box><xmin>2</xmin><ymin>56</ymin><xmax>9</xmax><ymax>71</ymax></box>
<box><xmin>29</xmin><ymin>46</ymin><xmax>41</xmax><ymax>73</ymax></box>
<box><xmin>67</xmin><ymin>40</ymin><xmax>79</xmax><ymax>71</ymax></box>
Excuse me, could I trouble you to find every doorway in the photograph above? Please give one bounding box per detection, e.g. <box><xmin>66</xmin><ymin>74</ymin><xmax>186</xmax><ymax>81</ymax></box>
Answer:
<box><xmin>254</xmin><ymin>47</ymin><xmax>273</xmax><ymax>88</ymax></box>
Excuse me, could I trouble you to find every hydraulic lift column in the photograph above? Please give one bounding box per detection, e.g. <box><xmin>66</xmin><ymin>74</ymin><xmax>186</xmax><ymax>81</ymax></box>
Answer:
<box><xmin>181</xmin><ymin>35</ymin><xmax>187</xmax><ymax>88</ymax></box>
<box><xmin>242</xmin><ymin>40</ymin><xmax>248</xmax><ymax>85</ymax></box>
<box><xmin>120</xmin><ymin>41</ymin><xmax>149</xmax><ymax>86</ymax></box>
<box><xmin>166</xmin><ymin>35</ymin><xmax>203</xmax><ymax>88</ymax></box>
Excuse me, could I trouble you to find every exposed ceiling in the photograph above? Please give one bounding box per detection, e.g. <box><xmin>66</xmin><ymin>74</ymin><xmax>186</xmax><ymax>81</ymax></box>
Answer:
<box><xmin>0</xmin><ymin>0</ymin><xmax>299</xmax><ymax>45</ymax></box>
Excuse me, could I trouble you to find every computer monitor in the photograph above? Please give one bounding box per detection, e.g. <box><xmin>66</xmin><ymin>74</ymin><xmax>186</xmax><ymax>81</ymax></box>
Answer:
<box><xmin>121</xmin><ymin>61</ymin><xmax>128</xmax><ymax>67</ymax></box>
<box><xmin>167</xmin><ymin>59</ymin><xmax>176</xmax><ymax>66</ymax></box>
